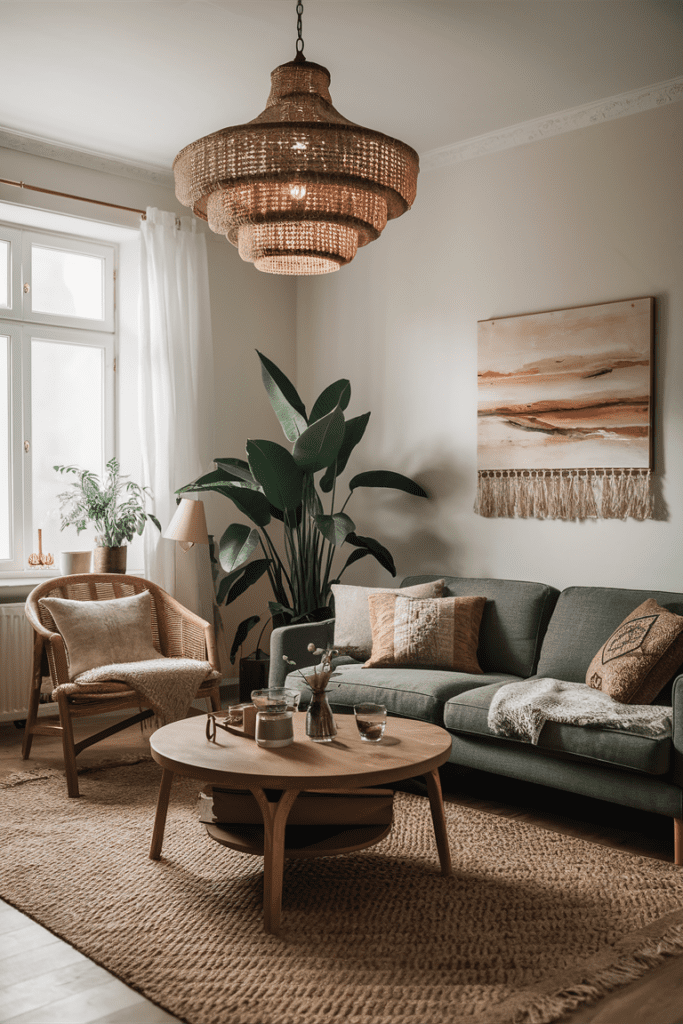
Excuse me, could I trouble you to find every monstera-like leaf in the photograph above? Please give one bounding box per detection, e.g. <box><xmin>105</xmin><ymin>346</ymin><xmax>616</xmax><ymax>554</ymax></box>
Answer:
<box><xmin>257</xmin><ymin>350</ymin><xmax>308</xmax><ymax>442</ymax></box>
<box><xmin>246</xmin><ymin>439</ymin><xmax>303</xmax><ymax>511</ymax></box>
<box><xmin>292</xmin><ymin>405</ymin><xmax>345</xmax><ymax>472</ymax></box>
<box><xmin>308</xmin><ymin>379</ymin><xmax>351</xmax><ymax>424</ymax></box>
<box><xmin>218</xmin><ymin>523</ymin><xmax>260</xmax><ymax>573</ymax></box>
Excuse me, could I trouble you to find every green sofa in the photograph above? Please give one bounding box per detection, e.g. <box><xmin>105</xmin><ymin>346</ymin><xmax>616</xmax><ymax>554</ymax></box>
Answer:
<box><xmin>269</xmin><ymin>575</ymin><xmax>683</xmax><ymax>864</ymax></box>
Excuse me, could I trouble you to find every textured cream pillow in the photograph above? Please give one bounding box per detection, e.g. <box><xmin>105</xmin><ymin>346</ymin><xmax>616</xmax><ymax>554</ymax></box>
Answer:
<box><xmin>332</xmin><ymin>579</ymin><xmax>444</xmax><ymax>661</ymax></box>
<box><xmin>364</xmin><ymin>593</ymin><xmax>486</xmax><ymax>673</ymax></box>
<box><xmin>39</xmin><ymin>590</ymin><xmax>164</xmax><ymax>680</ymax></box>
<box><xmin>586</xmin><ymin>598</ymin><xmax>683</xmax><ymax>704</ymax></box>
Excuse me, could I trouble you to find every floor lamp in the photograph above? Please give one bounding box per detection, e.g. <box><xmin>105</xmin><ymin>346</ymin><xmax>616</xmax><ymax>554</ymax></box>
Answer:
<box><xmin>164</xmin><ymin>498</ymin><xmax>227</xmax><ymax>678</ymax></box>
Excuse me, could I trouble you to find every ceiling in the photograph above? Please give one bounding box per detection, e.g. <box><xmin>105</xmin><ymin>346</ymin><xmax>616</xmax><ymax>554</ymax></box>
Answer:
<box><xmin>2</xmin><ymin>1</ymin><xmax>682</xmax><ymax>172</ymax></box>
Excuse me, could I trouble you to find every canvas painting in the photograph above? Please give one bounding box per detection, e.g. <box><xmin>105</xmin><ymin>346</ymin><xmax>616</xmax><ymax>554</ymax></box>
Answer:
<box><xmin>476</xmin><ymin>297</ymin><xmax>654</xmax><ymax>519</ymax></box>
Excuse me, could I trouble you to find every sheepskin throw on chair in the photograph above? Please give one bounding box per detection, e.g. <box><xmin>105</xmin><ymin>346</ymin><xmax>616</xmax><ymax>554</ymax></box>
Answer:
<box><xmin>475</xmin><ymin>297</ymin><xmax>654</xmax><ymax>520</ymax></box>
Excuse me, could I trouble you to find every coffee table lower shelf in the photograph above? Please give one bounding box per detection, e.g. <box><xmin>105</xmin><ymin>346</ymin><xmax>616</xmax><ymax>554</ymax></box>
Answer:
<box><xmin>205</xmin><ymin>821</ymin><xmax>392</xmax><ymax>858</ymax></box>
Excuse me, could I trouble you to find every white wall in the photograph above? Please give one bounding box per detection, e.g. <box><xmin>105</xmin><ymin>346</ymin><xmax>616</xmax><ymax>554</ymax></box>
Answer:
<box><xmin>296</xmin><ymin>102</ymin><xmax>683</xmax><ymax>593</ymax></box>
<box><xmin>0</xmin><ymin>147</ymin><xmax>297</xmax><ymax>667</ymax></box>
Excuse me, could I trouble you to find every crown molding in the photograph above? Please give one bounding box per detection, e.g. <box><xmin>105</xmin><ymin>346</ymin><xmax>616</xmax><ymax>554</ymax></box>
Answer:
<box><xmin>421</xmin><ymin>76</ymin><xmax>683</xmax><ymax>171</ymax></box>
<box><xmin>2</xmin><ymin>76</ymin><xmax>681</xmax><ymax>183</ymax></box>
<box><xmin>0</xmin><ymin>127</ymin><xmax>175</xmax><ymax>187</ymax></box>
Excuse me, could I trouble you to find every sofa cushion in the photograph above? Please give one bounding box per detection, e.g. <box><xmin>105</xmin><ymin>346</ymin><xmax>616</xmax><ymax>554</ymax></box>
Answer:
<box><xmin>364</xmin><ymin>593</ymin><xmax>486</xmax><ymax>673</ymax></box>
<box><xmin>586</xmin><ymin>599</ymin><xmax>683</xmax><ymax>704</ymax></box>
<box><xmin>537</xmin><ymin>587</ymin><xmax>683</xmax><ymax>685</ymax></box>
<box><xmin>401</xmin><ymin>576</ymin><xmax>559</xmax><ymax>677</ymax></box>
<box><xmin>331</xmin><ymin>579</ymin><xmax>444</xmax><ymax>660</ymax></box>
<box><xmin>444</xmin><ymin>682</ymin><xmax>671</xmax><ymax>775</ymax></box>
<box><xmin>289</xmin><ymin>659</ymin><xmax>522</xmax><ymax>726</ymax></box>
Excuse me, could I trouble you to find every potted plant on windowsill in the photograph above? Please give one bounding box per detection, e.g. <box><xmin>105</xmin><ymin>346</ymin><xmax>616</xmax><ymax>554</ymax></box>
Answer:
<box><xmin>179</xmin><ymin>351</ymin><xmax>429</xmax><ymax>672</ymax></box>
<box><xmin>54</xmin><ymin>458</ymin><xmax>161</xmax><ymax>574</ymax></box>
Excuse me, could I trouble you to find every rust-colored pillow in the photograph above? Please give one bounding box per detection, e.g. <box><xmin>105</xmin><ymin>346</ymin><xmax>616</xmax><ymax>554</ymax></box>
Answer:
<box><xmin>586</xmin><ymin>599</ymin><xmax>683</xmax><ymax>704</ymax></box>
<box><xmin>364</xmin><ymin>594</ymin><xmax>486</xmax><ymax>673</ymax></box>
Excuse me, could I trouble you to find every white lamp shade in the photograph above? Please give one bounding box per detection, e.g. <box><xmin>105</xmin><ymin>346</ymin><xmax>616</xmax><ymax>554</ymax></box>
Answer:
<box><xmin>164</xmin><ymin>498</ymin><xmax>209</xmax><ymax>550</ymax></box>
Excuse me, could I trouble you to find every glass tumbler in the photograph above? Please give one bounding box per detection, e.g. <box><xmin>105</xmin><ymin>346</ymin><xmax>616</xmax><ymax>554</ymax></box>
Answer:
<box><xmin>354</xmin><ymin>703</ymin><xmax>387</xmax><ymax>742</ymax></box>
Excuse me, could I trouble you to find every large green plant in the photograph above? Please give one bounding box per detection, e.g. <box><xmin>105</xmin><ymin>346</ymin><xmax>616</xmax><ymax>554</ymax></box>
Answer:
<box><xmin>55</xmin><ymin>458</ymin><xmax>161</xmax><ymax>547</ymax></box>
<box><xmin>179</xmin><ymin>352</ymin><xmax>428</xmax><ymax>661</ymax></box>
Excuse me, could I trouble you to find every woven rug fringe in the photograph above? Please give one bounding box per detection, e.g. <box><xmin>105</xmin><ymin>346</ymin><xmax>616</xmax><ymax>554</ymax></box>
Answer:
<box><xmin>474</xmin><ymin>468</ymin><xmax>653</xmax><ymax>520</ymax></box>
<box><xmin>512</xmin><ymin>922</ymin><xmax>683</xmax><ymax>1024</ymax></box>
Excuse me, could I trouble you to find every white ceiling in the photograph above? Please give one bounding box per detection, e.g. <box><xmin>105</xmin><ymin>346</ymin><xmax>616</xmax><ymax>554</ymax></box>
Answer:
<box><xmin>2</xmin><ymin>1</ymin><xmax>682</xmax><ymax>172</ymax></box>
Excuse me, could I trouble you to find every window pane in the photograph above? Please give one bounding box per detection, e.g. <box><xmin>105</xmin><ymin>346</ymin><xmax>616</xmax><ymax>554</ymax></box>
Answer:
<box><xmin>31</xmin><ymin>246</ymin><xmax>104</xmax><ymax>321</ymax></box>
<box><xmin>0</xmin><ymin>336</ymin><xmax>10</xmax><ymax>559</ymax></box>
<box><xmin>31</xmin><ymin>340</ymin><xmax>104</xmax><ymax>560</ymax></box>
<box><xmin>0</xmin><ymin>240</ymin><xmax>8</xmax><ymax>308</ymax></box>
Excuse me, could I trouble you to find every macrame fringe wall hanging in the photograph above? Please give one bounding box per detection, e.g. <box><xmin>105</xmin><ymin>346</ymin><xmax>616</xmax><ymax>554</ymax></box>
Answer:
<box><xmin>475</xmin><ymin>468</ymin><xmax>653</xmax><ymax>521</ymax></box>
<box><xmin>476</xmin><ymin>297</ymin><xmax>655</xmax><ymax>522</ymax></box>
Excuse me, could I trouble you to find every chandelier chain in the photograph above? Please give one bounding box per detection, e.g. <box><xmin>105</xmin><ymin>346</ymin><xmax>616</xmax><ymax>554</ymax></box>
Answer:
<box><xmin>295</xmin><ymin>1</ymin><xmax>305</xmax><ymax>58</ymax></box>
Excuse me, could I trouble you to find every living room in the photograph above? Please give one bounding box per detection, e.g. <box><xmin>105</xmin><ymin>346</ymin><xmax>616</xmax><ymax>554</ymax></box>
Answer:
<box><xmin>1</xmin><ymin>2</ymin><xmax>683</xmax><ymax>1023</ymax></box>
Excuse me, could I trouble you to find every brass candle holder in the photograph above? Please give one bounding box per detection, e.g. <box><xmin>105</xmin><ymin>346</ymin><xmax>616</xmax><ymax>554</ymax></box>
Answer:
<box><xmin>28</xmin><ymin>529</ymin><xmax>54</xmax><ymax>567</ymax></box>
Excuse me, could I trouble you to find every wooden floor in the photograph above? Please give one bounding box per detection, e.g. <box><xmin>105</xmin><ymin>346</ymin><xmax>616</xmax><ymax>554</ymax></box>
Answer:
<box><xmin>1</xmin><ymin>713</ymin><xmax>682</xmax><ymax>1024</ymax></box>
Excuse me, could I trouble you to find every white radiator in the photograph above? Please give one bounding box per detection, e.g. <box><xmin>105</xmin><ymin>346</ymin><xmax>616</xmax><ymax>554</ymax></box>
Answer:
<box><xmin>0</xmin><ymin>603</ymin><xmax>36</xmax><ymax>720</ymax></box>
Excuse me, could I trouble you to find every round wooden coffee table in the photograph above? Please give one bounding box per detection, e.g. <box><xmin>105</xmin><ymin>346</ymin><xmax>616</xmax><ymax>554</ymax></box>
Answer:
<box><xmin>149</xmin><ymin>713</ymin><xmax>453</xmax><ymax>934</ymax></box>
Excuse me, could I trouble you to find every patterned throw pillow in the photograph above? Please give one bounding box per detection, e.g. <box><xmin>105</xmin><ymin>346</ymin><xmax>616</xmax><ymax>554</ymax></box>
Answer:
<box><xmin>331</xmin><ymin>579</ymin><xmax>445</xmax><ymax>661</ymax></box>
<box><xmin>363</xmin><ymin>593</ymin><xmax>486</xmax><ymax>673</ymax></box>
<box><xmin>585</xmin><ymin>598</ymin><xmax>683</xmax><ymax>704</ymax></box>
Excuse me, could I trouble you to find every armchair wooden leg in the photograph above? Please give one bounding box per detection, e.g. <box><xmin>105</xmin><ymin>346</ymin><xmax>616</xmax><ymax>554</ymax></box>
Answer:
<box><xmin>56</xmin><ymin>692</ymin><xmax>80</xmax><ymax>798</ymax></box>
<box><xmin>21</xmin><ymin>634</ymin><xmax>45</xmax><ymax>761</ymax></box>
<box><xmin>675</xmin><ymin>818</ymin><xmax>683</xmax><ymax>866</ymax></box>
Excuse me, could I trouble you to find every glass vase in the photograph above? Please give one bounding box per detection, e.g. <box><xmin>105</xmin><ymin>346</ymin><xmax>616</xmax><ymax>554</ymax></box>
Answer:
<box><xmin>306</xmin><ymin>690</ymin><xmax>337</xmax><ymax>743</ymax></box>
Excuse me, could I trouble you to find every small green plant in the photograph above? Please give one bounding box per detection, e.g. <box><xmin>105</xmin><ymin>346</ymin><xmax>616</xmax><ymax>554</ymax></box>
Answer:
<box><xmin>54</xmin><ymin>458</ymin><xmax>161</xmax><ymax>547</ymax></box>
<box><xmin>179</xmin><ymin>351</ymin><xmax>428</xmax><ymax>662</ymax></box>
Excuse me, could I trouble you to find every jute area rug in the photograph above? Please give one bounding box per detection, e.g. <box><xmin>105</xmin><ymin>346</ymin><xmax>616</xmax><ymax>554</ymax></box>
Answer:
<box><xmin>2</xmin><ymin>760</ymin><xmax>683</xmax><ymax>1024</ymax></box>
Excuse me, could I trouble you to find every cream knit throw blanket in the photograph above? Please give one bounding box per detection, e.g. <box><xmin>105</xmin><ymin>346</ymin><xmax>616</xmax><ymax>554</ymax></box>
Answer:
<box><xmin>488</xmin><ymin>677</ymin><xmax>672</xmax><ymax>745</ymax></box>
<box><xmin>53</xmin><ymin>659</ymin><xmax>216</xmax><ymax>726</ymax></box>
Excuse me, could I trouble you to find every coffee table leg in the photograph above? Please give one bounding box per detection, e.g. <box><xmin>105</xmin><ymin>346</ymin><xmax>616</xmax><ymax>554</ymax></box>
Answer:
<box><xmin>251</xmin><ymin>787</ymin><xmax>301</xmax><ymax>935</ymax></box>
<box><xmin>424</xmin><ymin>768</ymin><xmax>452</xmax><ymax>876</ymax></box>
<box><xmin>149</xmin><ymin>768</ymin><xmax>174</xmax><ymax>860</ymax></box>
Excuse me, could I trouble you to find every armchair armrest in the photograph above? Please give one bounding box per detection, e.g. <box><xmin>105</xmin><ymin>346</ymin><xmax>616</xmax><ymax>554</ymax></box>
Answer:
<box><xmin>24</xmin><ymin>602</ymin><xmax>70</xmax><ymax>688</ymax></box>
<box><xmin>155</xmin><ymin>590</ymin><xmax>221</xmax><ymax>673</ymax></box>
<box><xmin>268</xmin><ymin>619</ymin><xmax>335</xmax><ymax>687</ymax></box>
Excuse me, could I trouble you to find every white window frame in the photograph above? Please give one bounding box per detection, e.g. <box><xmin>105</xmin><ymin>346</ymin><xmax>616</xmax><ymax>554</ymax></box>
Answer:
<box><xmin>0</xmin><ymin>226</ymin><xmax>23</xmax><ymax>318</ymax></box>
<box><xmin>0</xmin><ymin>222</ymin><xmax>116</xmax><ymax>575</ymax></box>
<box><xmin>18</xmin><ymin>230</ymin><xmax>114</xmax><ymax>332</ymax></box>
<box><xmin>1</xmin><ymin>323</ymin><xmax>23</xmax><ymax>570</ymax></box>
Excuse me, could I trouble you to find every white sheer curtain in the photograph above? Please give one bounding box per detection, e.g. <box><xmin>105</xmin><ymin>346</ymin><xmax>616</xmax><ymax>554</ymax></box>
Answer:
<box><xmin>138</xmin><ymin>208</ymin><xmax>215</xmax><ymax>614</ymax></box>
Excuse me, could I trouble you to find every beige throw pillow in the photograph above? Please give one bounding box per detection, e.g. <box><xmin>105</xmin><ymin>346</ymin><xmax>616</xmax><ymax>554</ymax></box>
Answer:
<box><xmin>586</xmin><ymin>598</ymin><xmax>683</xmax><ymax>704</ymax></box>
<box><xmin>39</xmin><ymin>590</ymin><xmax>164</xmax><ymax>680</ymax></box>
<box><xmin>364</xmin><ymin>593</ymin><xmax>486</xmax><ymax>673</ymax></box>
<box><xmin>332</xmin><ymin>579</ymin><xmax>444</xmax><ymax>661</ymax></box>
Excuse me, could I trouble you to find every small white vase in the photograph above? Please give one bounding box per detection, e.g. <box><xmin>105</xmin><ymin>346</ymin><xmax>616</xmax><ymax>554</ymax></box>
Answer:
<box><xmin>59</xmin><ymin>551</ymin><xmax>92</xmax><ymax>575</ymax></box>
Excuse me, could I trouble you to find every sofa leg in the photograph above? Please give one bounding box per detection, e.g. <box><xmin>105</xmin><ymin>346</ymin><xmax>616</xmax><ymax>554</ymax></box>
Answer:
<box><xmin>675</xmin><ymin>819</ymin><xmax>683</xmax><ymax>866</ymax></box>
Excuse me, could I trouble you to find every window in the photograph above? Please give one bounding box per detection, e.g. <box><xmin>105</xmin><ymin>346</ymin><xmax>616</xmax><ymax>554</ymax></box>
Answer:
<box><xmin>0</xmin><ymin>224</ymin><xmax>115</xmax><ymax>573</ymax></box>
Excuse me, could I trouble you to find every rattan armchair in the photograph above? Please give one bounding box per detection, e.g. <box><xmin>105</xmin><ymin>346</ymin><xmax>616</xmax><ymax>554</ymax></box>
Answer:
<box><xmin>23</xmin><ymin>573</ymin><xmax>222</xmax><ymax>797</ymax></box>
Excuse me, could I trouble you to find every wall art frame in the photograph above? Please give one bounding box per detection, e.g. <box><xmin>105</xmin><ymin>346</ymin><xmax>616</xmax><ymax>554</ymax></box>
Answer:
<box><xmin>475</xmin><ymin>296</ymin><xmax>654</xmax><ymax>520</ymax></box>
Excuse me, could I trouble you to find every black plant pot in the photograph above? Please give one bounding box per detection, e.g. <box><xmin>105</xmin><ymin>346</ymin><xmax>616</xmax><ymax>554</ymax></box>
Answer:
<box><xmin>238</xmin><ymin>652</ymin><xmax>270</xmax><ymax>704</ymax></box>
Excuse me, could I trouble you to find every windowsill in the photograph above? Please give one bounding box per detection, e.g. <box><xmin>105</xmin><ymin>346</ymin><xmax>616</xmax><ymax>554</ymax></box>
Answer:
<box><xmin>0</xmin><ymin>571</ymin><xmax>61</xmax><ymax>586</ymax></box>
<box><xmin>0</xmin><ymin>568</ymin><xmax>145</xmax><ymax>588</ymax></box>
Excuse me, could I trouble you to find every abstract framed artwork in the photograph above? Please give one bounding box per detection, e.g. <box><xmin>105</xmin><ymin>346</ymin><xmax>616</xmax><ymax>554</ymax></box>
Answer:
<box><xmin>475</xmin><ymin>297</ymin><xmax>654</xmax><ymax>520</ymax></box>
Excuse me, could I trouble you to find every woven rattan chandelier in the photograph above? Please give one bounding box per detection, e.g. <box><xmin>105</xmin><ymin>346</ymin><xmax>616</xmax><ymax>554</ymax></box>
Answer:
<box><xmin>173</xmin><ymin>2</ymin><xmax>419</xmax><ymax>275</ymax></box>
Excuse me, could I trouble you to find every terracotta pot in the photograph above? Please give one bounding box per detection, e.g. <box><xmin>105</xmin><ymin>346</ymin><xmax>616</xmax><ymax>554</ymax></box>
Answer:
<box><xmin>92</xmin><ymin>546</ymin><xmax>127</xmax><ymax>574</ymax></box>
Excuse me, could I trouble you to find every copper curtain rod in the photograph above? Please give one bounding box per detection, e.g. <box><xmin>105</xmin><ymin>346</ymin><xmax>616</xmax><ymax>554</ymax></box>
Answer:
<box><xmin>0</xmin><ymin>177</ymin><xmax>147</xmax><ymax>217</ymax></box>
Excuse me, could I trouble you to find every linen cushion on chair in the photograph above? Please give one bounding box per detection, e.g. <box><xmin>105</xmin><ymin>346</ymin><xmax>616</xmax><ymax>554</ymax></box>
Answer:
<box><xmin>39</xmin><ymin>590</ymin><xmax>164</xmax><ymax>679</ymax></box>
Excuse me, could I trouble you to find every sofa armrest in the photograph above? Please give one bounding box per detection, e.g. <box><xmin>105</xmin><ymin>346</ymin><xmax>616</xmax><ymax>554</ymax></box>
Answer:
<box><xmin>673</xmin><ymin>674</ymin><xmax>683</xmax><ymax>752</ymax></box>
<box><xmin>268</xmin><ymin>619</ymin><xmax>335</xmax><ymax>687</ymax></box>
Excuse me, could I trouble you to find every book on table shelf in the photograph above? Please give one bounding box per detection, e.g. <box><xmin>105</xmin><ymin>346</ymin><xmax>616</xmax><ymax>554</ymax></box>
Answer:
<box><xmin>197</xmin><ymin>785</ymin><xmax>394</xmax><ymax>826</ymax></box>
